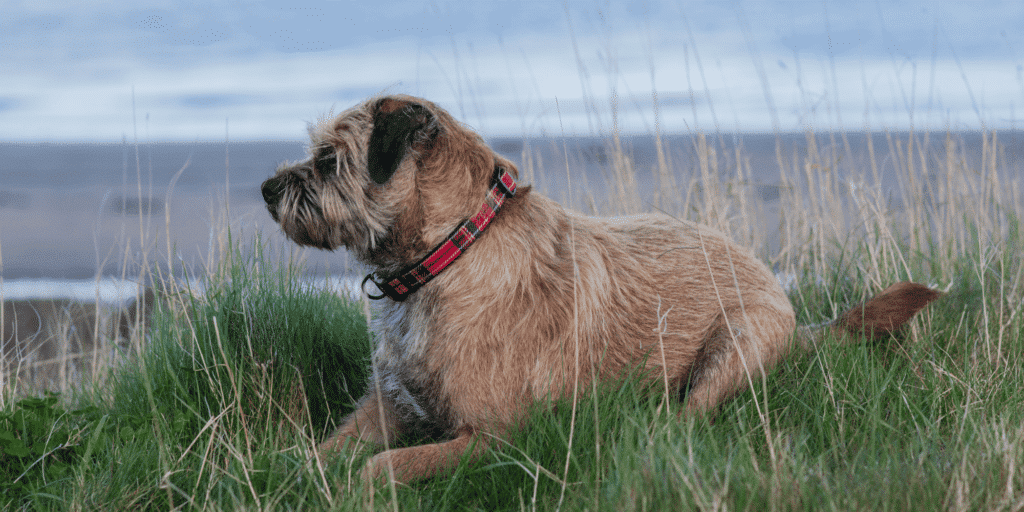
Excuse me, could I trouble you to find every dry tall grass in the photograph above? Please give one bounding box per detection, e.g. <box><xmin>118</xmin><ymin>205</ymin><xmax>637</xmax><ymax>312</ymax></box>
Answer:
<box><xmin>533</xmin><ymin>129</ymin><xmax>1021</xmax><ymax>293</ymax></box>
<box><xmin>2</xmin><ymin>127</ymin><xmax>1021</xmax><ymax>397</ymax></box>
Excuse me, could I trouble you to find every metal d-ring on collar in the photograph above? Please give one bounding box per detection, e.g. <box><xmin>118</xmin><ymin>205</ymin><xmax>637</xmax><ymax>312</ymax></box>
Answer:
<box><xmin>362</xmin><ymin>165</ymin><xmax>517</xmax><ymax>302</ymax></box>
<box><xmin>361</xmin><ymin>273</ymin><xmax>388</xmax><ymax>300</ymax></box>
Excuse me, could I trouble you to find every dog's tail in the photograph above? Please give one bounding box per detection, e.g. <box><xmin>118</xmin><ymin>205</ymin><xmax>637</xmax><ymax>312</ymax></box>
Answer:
<box><xmin>795</xmin><ymin>281</ymin><xmax>942</xmax><ymax>349</ymax></box>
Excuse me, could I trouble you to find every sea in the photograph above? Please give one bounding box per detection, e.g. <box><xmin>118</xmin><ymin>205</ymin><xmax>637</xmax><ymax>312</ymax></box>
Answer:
<box><xmin>2</xmin><ymin>131</ymin><xmax>1021</xmax><ymax>304</ymax></box>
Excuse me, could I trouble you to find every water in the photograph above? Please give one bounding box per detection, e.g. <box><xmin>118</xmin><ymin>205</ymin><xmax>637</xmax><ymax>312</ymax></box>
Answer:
<box><xmin>2</xmin><ymin>131</ymin><xmax>1020</xmax><ymax>300</ymax></box>
<box><xmin>0</xmin><ymin>277</ymin><xmax>143</xmax><ymax>305</ymax></box>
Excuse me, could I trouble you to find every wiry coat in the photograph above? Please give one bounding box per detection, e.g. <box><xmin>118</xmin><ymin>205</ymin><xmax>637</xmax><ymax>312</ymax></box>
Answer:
<box><xmin>261</xmin><ymin>94</ymin><xmax>941</xmax><ymax>484</ymax></box>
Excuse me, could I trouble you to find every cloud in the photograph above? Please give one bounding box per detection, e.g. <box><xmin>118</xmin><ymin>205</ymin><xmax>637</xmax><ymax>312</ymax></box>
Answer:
<box><xmin>175</xmin><ymin>94</ymin><xmax>260</xmax><ymax>109</ymax></box>
<box><xmin>2</xmin><ymin>1</ymin><xmax>1023</xmax><ymax>140</ymax></box>
<box><xmin>0</xmin><ymin>97</ymin><xmax>20</xmax><ymax>112</ymax></box>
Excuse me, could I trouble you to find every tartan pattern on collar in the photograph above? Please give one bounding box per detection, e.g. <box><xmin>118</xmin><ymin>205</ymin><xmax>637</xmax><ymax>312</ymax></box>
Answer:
<box><xmin>363</xmin><ymin>166</ymin><xmax>517</xmax><ymax>301</ymax></box>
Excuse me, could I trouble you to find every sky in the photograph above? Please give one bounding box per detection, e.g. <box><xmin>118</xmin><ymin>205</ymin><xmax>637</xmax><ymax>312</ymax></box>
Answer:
<box><xmin>3</xmin><ymin>0</ymin><xmax>1024</xmax><ymax>141</ymax></box>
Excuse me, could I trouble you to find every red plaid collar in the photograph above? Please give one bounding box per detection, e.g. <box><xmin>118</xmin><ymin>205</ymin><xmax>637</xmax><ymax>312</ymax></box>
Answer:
<box><xmin>362</xmin><ymin>166</ymin><xmax>517</xmax><ymax>301</ymax></box>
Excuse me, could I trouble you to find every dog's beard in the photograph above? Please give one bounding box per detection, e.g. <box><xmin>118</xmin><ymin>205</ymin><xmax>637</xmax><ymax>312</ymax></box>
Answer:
<box><xmin>273</xmin><ymin>180</ymin><xmax>338</xmax><ymax>251</ymax></box>
<box><xmin>266</xmin><ymin>176</ymin><xmax>393</xmax><ymax>259</ymax></box>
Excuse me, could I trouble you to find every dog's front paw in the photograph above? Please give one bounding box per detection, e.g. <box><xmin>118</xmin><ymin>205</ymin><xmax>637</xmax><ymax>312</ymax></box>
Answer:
<box><xmin>360</xmin><ymin>451</ymin><xmax>409</xmax><ymax>487</ymax></box>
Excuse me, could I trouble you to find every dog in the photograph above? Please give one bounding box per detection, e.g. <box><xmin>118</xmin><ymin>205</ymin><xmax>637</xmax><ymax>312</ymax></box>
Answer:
<box><xmin>260</xmin><ymin>94</ymin><xmax>941</xmax><ymax>485</ymax></box>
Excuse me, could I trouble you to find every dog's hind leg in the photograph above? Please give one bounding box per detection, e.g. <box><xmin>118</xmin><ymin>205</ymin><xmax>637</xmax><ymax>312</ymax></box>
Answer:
<box><xmin>680</xmin><ymin>282</ymin><xmax>942</xmax><ymax>415</ymax></box>
<box><xmin>679</xmin><ymin>306</ymin><xmax>794</xmax><ymax>415</ymax></box>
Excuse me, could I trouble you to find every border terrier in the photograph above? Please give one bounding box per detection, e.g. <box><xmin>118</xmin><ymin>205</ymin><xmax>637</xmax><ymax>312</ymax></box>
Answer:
<box><xmin>261</xmin><ymin>94</ymin><xmax>941</xmax><ymax>485</ymax></box>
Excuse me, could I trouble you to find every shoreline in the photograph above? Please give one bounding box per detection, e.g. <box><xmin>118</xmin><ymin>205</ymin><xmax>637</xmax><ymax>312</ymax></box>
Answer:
<box><xmin>0</xmin><ymin>275</ymin><xmax>365</xmax><ymax>303</ymax></box>
<box><xmin>2</xmin><ymin>130</ymin><xmax>1021</xmax><ymax>282</ymax></box>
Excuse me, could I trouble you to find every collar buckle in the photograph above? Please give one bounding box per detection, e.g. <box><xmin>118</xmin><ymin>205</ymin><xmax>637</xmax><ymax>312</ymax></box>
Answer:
<box><xmin>494</xmin><ymin>166</ymin><xmax>517</xmax><ymax>196</ymax></box>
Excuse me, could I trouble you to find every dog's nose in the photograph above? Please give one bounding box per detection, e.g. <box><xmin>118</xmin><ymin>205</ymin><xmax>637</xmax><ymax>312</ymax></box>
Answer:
<box><xmin>261</xmin><ymin>178</ymin><xmax>283</xmax><ymax>206</ymax></box>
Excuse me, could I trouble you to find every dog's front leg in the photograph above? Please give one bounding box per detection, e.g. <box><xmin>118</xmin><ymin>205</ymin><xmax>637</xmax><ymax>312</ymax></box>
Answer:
<box><xmin>319</xmin><ymin>387</ymin><xmax>400</xmax><ymax>454</ymax></box>
<box><xmin>360</xmin><ymin>426</ymin><xmax>487</xmax><ymax>485</ymax></box>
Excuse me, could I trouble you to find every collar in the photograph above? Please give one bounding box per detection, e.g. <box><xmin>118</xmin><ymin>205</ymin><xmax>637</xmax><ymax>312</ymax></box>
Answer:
<box><xmin>362</xmin><ymin>166</ymin><xmax>517</xmax><ymax>301</ymax></box>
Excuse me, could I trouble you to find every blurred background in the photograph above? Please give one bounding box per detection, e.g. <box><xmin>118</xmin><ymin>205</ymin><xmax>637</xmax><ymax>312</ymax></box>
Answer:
<box><xmin>2</xmin><ymin>0</ymin><xmax>1023</xmax><ymax>298</ymax></box>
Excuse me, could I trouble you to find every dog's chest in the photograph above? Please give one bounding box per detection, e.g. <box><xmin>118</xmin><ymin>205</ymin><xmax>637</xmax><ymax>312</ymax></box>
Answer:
<box><xmin>371</xmin><ymin>301</ymin><xmax>448</xmax><ymax>429</ymax></box>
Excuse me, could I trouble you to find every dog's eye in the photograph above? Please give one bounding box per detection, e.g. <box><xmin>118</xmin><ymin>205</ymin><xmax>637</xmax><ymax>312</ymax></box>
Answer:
<box><xmin>314</xmin><ymin>154</ymin><xmax>337</xmax><ymax>178</ymax></box>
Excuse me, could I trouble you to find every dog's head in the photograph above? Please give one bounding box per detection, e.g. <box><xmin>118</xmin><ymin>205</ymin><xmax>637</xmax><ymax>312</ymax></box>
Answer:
<box><xmin>261</xmin><ymin>95</ymin><xmax>518</xmax><ymax>270</ymax></box>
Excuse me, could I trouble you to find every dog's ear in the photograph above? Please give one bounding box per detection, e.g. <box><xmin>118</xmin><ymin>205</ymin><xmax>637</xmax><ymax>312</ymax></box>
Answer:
<box><xmin>367</xmin><ymin>98</ymin><xmax>436</xmax><ymax>184</ymax></box>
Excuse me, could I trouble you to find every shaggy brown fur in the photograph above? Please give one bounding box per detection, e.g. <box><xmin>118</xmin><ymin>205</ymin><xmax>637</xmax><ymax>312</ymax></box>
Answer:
<box><xmin>261</xmin><ymin>94</ymin><xmax>942</xmax><ymax>485</ymax></box>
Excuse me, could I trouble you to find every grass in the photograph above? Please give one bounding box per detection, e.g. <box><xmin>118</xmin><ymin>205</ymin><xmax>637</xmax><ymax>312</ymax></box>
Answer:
<box><xmin>2</xmin><ymin>116</ymin><xmax>1023</xmax><ymax>509</ymax></box>
<box><xmin>77</xmin><ymin>241</ymin><xmax>373</xmax><ymax>509</ymax></box>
